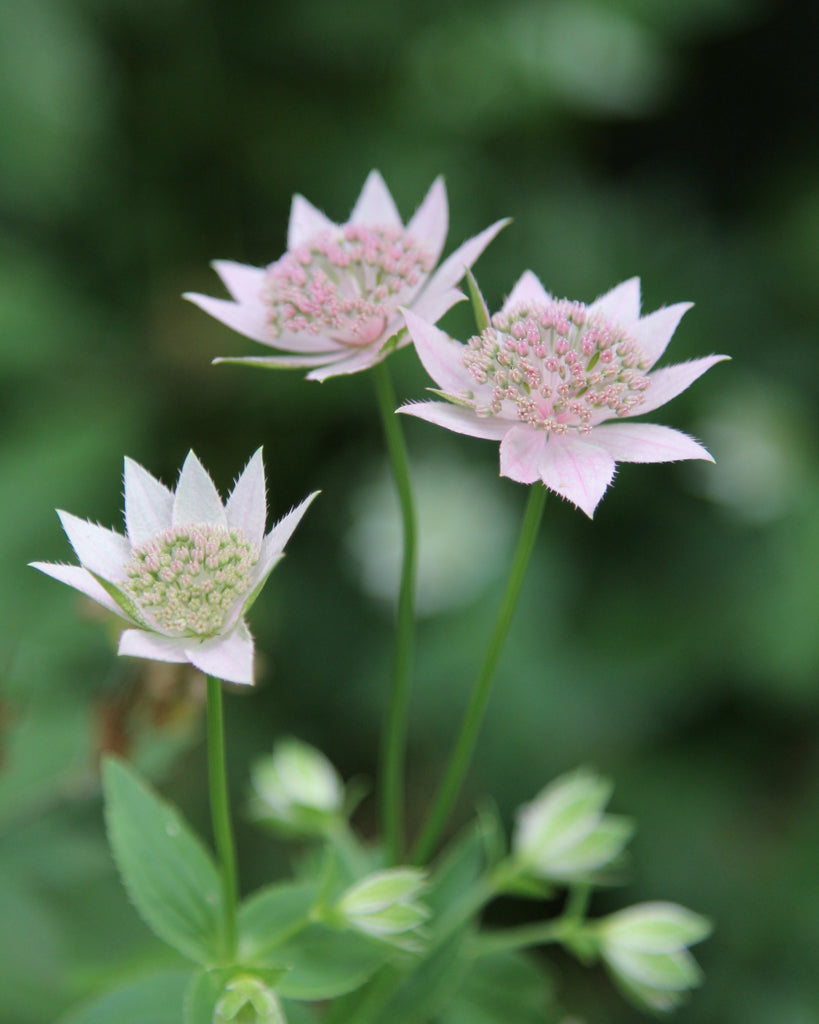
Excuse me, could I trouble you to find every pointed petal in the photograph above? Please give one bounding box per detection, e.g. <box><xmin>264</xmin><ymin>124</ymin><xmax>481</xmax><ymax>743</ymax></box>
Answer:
<box><xmin>29</xmin><ymin>562</ymin><xmax>126</xmax><ymax>618</ymax></box>
<box><xmin>211</xmin><ymin>260</ymin><xmax>266</xmax><ymax>305</ymax></box>
<box><xmin>118</xmin><ymin>629</ymin><xmax>189</xmax><ymax>664</ymax></box>
<box><xmin>589</xmin><ymin>277</ymin><xmax>641</xmax><ymax>326</ymax></box>
<box><xmin>590</xmin><ymin>423</ymin><xmax>714</xmax><ymax>463</ymax></box>
<box><xmin>502</xmin><ymin>270</ymin><xmax>553</xmax><ymax>313</ymax></box>
<box><xmin>306</xmin><ymin>349</ymin><xmax>384</xmax><ymax>380</ymax></box>
<box><xmin>288</xmin><ymin>194</ymin><xmax>336</xmax><ymax>249</ymax></box>
<box><xmin>589</xmin><ymin>419</ymin><xmax>708</xmax><ymax>464</ymax></box>
<box><xmin>173</xmin><ymin>452</ymin><xmax>227</xmax><ymax>527</ymax></box>
<box><xmin>57</xmin><ymin>511</ymin><xmax>130</xmax><ymax>580</ymax></box>
<box><xmin>124</xmin><ymin>458</ymin><xmax>174</xmax><ymax>547</ymax></box>
<box><xmin>627</xmin><ymin>355</ymin><xmax>729</xmax><ymax>417</ymax></box>
<box><xmin>402</xmin><ymin>308</ymin><xmax>480</xmax><ymax>394</ymax></box>
<box><xmin>214</xmin><ymin>352</ymin><xmax>348</xmax><ymax>371</ymax></box>
<box><xmin>185</xmin><ymin>623</ymin><xmax>255</xmax><ymax>685</ymax></box>
<box><xmin>631</xmin><ymin>302</ymin><xmax>693</xmax><ymax>367</ymax></box>
<box><xmin>408</xmin><ymin>285</ymin><xmax>466</xmax><ymax>326</ymax></box>
<box><xmin>256</xmin><ymin>492</ymin><xmax>320</xmax><ymax>580</ymax></box>
<box><xmin>538</xmin><ymin>437</ymin><xmax>616</xmax><ymax>518</ymax></box>
<box><xmin>499</xmin><ymin>424</ymin><xmax>548</xmax><ymax>484</ymax></box>
<box><xmin>226</xmin><ymin>449</ymin><xmax>266</xmax><ymax>547</ymax></box>
<box><xmin>183</xmin><ymin>292</ymin><xmax>271</xmax><ymax>344</ymax></box>
<box><xmin>406</xmin><ymin>176</ymin><xmax>449</xmax><ymax>264</ymax></box>
<box><xmin>398</xmin><ymin>401</ymin><xmax>511</xmax><ymax>440</ymax></box>
<box><xmin>420</xmin><ymin>218</ymin><xmax>510</xmax><ymax>299</ymax></box>
<box><xmin>349</xmin><ymin>170</ymin><xmax>402</xmax><ymax>227</ymax></box>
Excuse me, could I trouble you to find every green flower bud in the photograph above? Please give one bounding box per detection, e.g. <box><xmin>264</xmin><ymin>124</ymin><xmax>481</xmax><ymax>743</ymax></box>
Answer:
<box><xmin>251</xmin><ymin>738</ymin><xmax>344</xmax><ymax>838</ymax></box>
<box><xmin>215</xmin><ymin>975</ymin><xmax>286</xmax><ymax>1024</ymax></box>
<box><xmin>512</xmin><ymin>767</ymin><xmax>633</xmax><ymax>884</ymax></box>
<box><xmin>334</xmin><ymin>868</ymin><xmax>429</xmax><ymax>952</ymax></box>
<box><xmin>596</xmin><ymin>902</ymin><xmax>712</xmax><ymax>1013</ymax></box>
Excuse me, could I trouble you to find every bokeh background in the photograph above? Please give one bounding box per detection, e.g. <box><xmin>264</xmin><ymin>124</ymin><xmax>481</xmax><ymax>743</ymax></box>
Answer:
<box><xmin>1</xmin><ymin>0</ymin><xmax>818</xmax><ymax>1020</ymax></box>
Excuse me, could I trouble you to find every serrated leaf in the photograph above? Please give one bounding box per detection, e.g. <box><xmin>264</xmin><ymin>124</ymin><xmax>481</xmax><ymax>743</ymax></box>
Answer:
<box><xmin>102</xmin><ymin>757</ymin><xmax>223</xmax><ymax>965</ymax></box>
<box><xmin>58</xmin><ymin>970</ymin><xmax>192</xmax><ymax>1024</ymax></box>
<box><xmin>438</xmin><ymin>950</ymin><xmax>555</xmax><ymax>1024</ymax></box>
<box><xmin>264</xmin><ymin>925</ymin><xmax>388</xmax><ymax>1000</ymax></box>
<box><xmin>238</xmin><ymin>881</ymin><xmax>318</xmax><ymax>964</ymax></box>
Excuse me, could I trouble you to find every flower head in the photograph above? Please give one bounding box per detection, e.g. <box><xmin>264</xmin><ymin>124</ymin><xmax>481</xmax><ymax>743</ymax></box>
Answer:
<box><xmin>512</xmin><ymin>767</ymin><xmax>633</xmax><ymax>884</ymax></box>
<box><xmin>596</xmin><ymin>902</ymin><xmax>712</xmax><ymax>1013</ymax></box>
<box><xmin>401</xmin><ymin>272</ymin><xmax>729</xmax><ymax>517</ymax></box>
<box><xmin>31</xmin><ymin>450</ymin><xmax>317</xmax><ymax>685</ymax></box>
<box><xmin>184</xmin><ymin>170</ymin><xmax>508</xmax><ymax>381</ymax></box>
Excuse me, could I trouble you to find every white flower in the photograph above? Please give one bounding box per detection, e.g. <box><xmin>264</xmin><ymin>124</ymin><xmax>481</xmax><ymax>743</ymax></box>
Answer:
<box><xmin>31</xmin><ymin>450</ymin><xmax>317</xmax><ymax>685</ymax></box>
<box><xmin>184</xmin><ymin>170</ymin><xmax>508</xmax><ymax>380</ymax></box>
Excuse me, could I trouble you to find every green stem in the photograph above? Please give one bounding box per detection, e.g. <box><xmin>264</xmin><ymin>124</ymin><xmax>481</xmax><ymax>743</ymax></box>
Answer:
<box><xmin>469</xmin><ymin>917</ymin><xmax>571</xmax><ymax>959</ymax></box>
<box><xmin>412</xmin><ymin>485</ymin><xmax>547</xmax><ymax>865</ymax></box>
<box><xmin>373</xmin><ymin>360</ymin><xmax>418</xmax><ymax>865</ymax></box>
<box><xmin>206</xmin><ymin>676</ymin><xmax>238</xmax><ymax>961</ymax></box>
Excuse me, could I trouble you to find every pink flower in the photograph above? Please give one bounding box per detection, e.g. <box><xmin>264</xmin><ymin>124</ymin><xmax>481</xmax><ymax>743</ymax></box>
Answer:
<box><xmin>31</xmin><ymin>451</ymin><xmax>317</xmax><ymax>685</ymax></box>
<box><xmin>184</xmin><ymin>171</ymin><xmax>508</xmax><ymax>381</ymax></box>
<box><xmin>400</xmin><ymin>272</ymin><xmax>728</xmax><ymax>517</ymax></box>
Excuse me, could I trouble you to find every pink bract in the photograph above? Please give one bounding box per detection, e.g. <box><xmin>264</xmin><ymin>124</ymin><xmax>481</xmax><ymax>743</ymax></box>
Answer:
<box><xmin>184</xmin><ymin>171</ymin><xmax>508</xmax><ymax>381</ymax></box>
<box><xmin>400</xmin><ymin>272</ymin><xmax>728</xmax><ymax>518</ymax></box>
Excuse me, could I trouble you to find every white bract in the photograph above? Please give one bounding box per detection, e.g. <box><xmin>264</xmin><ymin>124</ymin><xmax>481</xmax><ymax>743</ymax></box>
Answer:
<box><xmin>184</xmin><ymin>170</ymin><xmax>508</xmax><ymax>380</ymax></box>
<box><xmin>31</xmin><ymin>450</ymin><xmax>317</xmax><ymax>685</ymax></box>
<box><xmin>512</xmin><ymin>767</ymin><xmax>633</xmax><ymax>883</ymax></box>
<box><xmin>596</xmin><ymin>902</ymin><xmax>712</xmax><ymax>1013</ymax></box>
<box><xmin>251</xmin><ymin>737</ymin><xmax>344</xmax><ymax>836</ymax></box>
<box><xmin>401</xmin><ymin>272</ymin><xmax>729</xmax><ymax>516</ymax></box>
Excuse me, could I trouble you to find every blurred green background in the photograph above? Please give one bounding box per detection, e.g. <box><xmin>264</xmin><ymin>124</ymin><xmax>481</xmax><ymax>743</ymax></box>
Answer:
<box><xmin>1</xmin><ymin>0</ymin><xmax>818</xmax><ymax>1020</ymax></box>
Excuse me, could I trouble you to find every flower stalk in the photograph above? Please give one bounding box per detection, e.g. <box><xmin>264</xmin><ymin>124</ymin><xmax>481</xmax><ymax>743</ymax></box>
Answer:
<box><xmin>412</xmin><ymin>484</ymin><xmax>547</xmax><ymax>864</ymax></box>
<box><xmin>373</xmin><ymin>359</ymin><xmax>418</xmax><ymax>864</ymax></box>
<box><xmin>207</xmin><ymin>675</ymin><xmax>239</xmax><ymax>961</ymax></box>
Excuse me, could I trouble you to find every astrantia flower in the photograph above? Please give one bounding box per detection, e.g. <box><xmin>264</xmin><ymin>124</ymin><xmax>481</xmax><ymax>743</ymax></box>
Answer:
<box><xmin>31</xmin><ymin>450</ymin><xmax>317</xmax><ymax>685</ymax></box>
<box><xmin>400</xmin><ymin>273</ymin><xmax>729</xmax><ymax>517</ymax></box>
<box><xmin>184</xmin><ymin>170</ymin><xmax>508</xmax><ymax>381</ymax></box>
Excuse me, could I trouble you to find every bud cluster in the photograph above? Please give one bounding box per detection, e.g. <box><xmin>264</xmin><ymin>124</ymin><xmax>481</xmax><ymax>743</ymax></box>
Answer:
<box><xmin>264</xmin><ymin>225</ymin><xmax>434</xmax><ymax>348</ymax></box>
<box><xmin>123</xmin><ymin>523</ymin><xmax>259</xmax><ymax>637</ymax></box>
<box><xmin>462</xmin><ymin>300</ymin><xmax>652</xmax><ymax>433</ymax></box>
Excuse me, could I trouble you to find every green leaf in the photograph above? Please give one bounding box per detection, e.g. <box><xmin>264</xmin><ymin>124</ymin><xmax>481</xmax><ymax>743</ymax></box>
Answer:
<box><xmin>265</xmin><ymin>925</ymin><xmax>389</xmax><ymax>1000</ymax></box>
<box><xmin>102</xmin><ymin>756</ymin><xmax>223</xmax><ymax>965</ymax></box>
<box><xmin>238</xmin><ymin>881</ymin><xmax>318</xmax><ymax>964</ymax></box>
<box><xmin>438</xmin><ymin>950</ymin><xmax>556</xmax><ymax>1024</ymax></box>
<box><xmin>58</xmin><ymin>970</ymin><xmax>191</xmax><ymax>1024</ymax></box>
<box><xmin>370</xmin><ymin>931</ymin><xmax>468</xmax><ymax>1024</ymax></box>
<box><xmin>426</xmin><ymin>820</ymin><xmax>488</xmax><ymax>938</ymax></box>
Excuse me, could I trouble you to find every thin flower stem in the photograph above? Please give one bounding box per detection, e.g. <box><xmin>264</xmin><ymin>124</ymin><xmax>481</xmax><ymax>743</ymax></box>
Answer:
<box><xmin>469</xmin><ymin>917</ymin><xmax>571</xmax><ymax>959</ymax></box>
<box><xmin>373</xmin><ymin>360</ymin><xmax>418</xmax><ymax>865</ymax></box>
<box><xmin>206</xmin><ymin>675</ymin><xmax>239</xmax><ymax>961</ymax></box>
<box><xmin>412</xmin><ymin>485</ymin><xmax>547</xmax><ymax>865</ymax></box>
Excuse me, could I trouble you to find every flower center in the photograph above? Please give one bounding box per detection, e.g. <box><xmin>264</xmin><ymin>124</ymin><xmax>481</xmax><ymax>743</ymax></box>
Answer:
<box><xmin>263</xmin><ymin>225</ymin><xmax>434</xmax><ymax>348</ymax></box>
<box><xmin>123</xmin><ymin>524</ymin><xmax>259</xmax><ymax>637</ymax></box>
<box><xmin>462</xmin><ymin>300</ymin><xmax>652</xmax><ymax>434</ymax></box>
